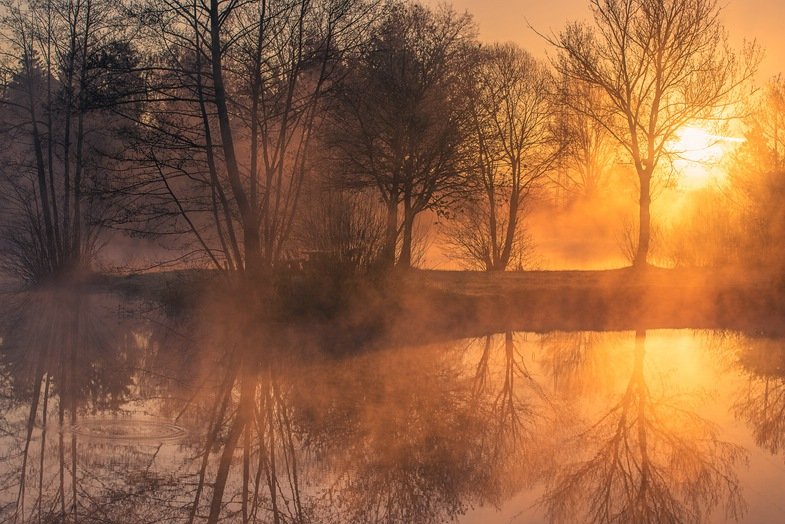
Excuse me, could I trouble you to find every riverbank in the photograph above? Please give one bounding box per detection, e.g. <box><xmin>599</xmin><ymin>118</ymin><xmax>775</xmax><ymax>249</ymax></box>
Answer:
<box><xmin>393</xmin><ymin>267</ymin><xmax>785</xmax><ymax>342</ymax></box>
<box><xmin>78</xmin><ymin>266</ymin><xmax>785</xmax><ymax>344</ymax></box>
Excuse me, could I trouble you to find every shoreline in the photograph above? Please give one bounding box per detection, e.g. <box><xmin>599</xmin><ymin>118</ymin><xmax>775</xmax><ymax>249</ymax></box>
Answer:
<box><xmin>395</xmin><ymin>267</ymin><xmax>785</xmax><ymax>338</ymax></box>
<box><xmin>11</xmin><ymin>266</ymin><xmax>783</xmax><ymax>345</ymax></box>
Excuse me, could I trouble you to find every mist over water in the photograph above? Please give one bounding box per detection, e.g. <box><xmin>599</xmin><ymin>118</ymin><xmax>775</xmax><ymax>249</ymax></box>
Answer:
<box><xmin>1</xmin><ymin>0</ymin><xmax>785</xmax><ymax>522</ymax></box>
<box><xmin>1</xmin><ymin>289</ymin><xmax>784</xmax><ymax>523</ymax></box>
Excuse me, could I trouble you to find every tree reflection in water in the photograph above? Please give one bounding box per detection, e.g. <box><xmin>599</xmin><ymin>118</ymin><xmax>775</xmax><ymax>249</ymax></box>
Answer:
<box><xmin>468</xmin><ymin>332</ymin><xmax>556</xmax><ymax>499</ymax></box>
<box><xmin>539</xmin><ymin>331</ymin><xmax>620</xmax><ymax>397</ymax></box>
<box><xmin>309</xmin><ymin>331</ymin><xmax>554</xmax><ymax>522</ymax></box>
<box><xmin>175</xmin><ymin>321</ymin><xmax>554</xmax><ymax>523</ymax></box>
<box><xmin>0</xmin><ymin>293</ymin><xmax>762</xmax><ymax>523</ymax></box>
<box><xmin>735</xmin><ymin>336</ymin><xmax>785</xmax><ymax>457</ymax></box>
<box><xmin>0</xmin><ymin>286</ymin><xmax>152</xmax><ymax>523</ymax></box>
<box><xmin>541</xmin><ymin>330</ymin><xmax>746</xmax><ymax>524</ymax></box>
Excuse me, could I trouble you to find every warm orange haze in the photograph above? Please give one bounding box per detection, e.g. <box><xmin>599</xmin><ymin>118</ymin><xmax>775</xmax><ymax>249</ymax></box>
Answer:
<box><xmin>670</xmin><ymin>126</ymin><xmax>744</xmax><ymax>190</ymax></box>
<box><xmin>1</xmin><ymin>0</ymin><xmax>785</xmax><ymax>523</ymax></box>
<box><xmin>426</xmin><ymin>0</ymin><xmax>782</xmax><ymax>271</ymax></box>
<box><xmin>444</xmin><ymin>0</ymin><xmax>785</xmax><ymax>78</ymax></box>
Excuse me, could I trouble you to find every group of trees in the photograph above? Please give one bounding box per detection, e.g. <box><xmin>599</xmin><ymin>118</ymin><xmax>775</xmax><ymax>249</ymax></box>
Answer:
<box><xmin>726</xmin><ymin>75</ymin><xmax>785</xmax><ymax>267</ymax></box>
<box><xmin>0</xmin><ymin>0</ymin><xmax>137</xmax><ymax>281</ymax></box>
<box><xmin>0</xmin><ymin>0</ymin><xmax>766</xmax><ymax>283</ymax></box>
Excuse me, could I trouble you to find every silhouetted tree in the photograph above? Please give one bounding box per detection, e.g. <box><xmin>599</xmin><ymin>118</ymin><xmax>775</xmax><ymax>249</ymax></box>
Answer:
<box><xmin>0</xmin><ymin>0</ymin><xmax>139</xmax><ymax>282</ymax></box>
<box><xmin>127</xmin><ymin>0</ymin><xmax>377</xmax><ymax>275</ymax></box>
<box><xmin>550</xmin><ymin>0</ymin><xmax>757</xmax><ymax>267</ymax></box>
<box><xmin>327</xmin><ymin>1</ymin><xmax>475</xmax><ymax>269</ymax></box>
<box><xmin>446</xmin><ymin>43</ymin><xmax>559</xmax><ymax>271</ymax></box>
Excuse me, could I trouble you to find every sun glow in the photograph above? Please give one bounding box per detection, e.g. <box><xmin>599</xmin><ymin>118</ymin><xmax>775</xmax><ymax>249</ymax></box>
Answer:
<box><xmin>670</xmin><ymin>126</ymin><xmax>744</xmax><ymax>190</ymax></box>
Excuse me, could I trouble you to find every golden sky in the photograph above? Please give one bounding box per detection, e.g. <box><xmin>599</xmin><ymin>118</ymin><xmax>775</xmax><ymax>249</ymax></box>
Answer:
<box><xmin>440</xmin><ymin>0</ymin><xmax>784</xmax><ymax>82</ymax></box>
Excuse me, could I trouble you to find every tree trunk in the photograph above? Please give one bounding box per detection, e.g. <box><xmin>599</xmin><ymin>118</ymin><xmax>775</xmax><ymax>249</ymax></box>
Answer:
<box><xmin>496</xmin><ymin>187</ymin><xmax>521</xmax><ymax>271</ymax></box>
<box><xmin>398</xmin><ymin>196</ymin><xmax>413</xmax><ymax>269</ymax></box>
<box><xmin>634</xmin><ymin>172</ymin><xmax>652</xmax><ymax>267</ymax></box>
<box><xmin>244</xmin><ymin>228</ymin><xmax>263</xmax><ymax>276</ymax></box>
<box><xmin>208</xmin><ymin>0</ymin><xmax>258</xmax><ymax>275</ymax></box>
<box><xmin>398</xmin><ymin>217</ymin><xmax>413</xmax><ymax>269</ymax></box>
<box><xmin>382</xmin><ymin>195</ymin><xmax>398</xmax><ymax>268</ymax></box>
<box><xmin>24</xmin><ymin>53</ymin><xmax>58</xmax><ymax>273</ymax></box>
<box><xmin>487</xmin><ymin>184</ymin><xmax>499</xmax><ymax>271</ymax></box>
<box><xmin>71</xmin><ymin>0</ymin><xmax>92</xmax><ymax>271</ymax></box>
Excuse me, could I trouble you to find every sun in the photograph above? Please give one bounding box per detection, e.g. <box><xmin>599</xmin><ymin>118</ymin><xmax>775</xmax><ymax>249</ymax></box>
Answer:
<box><xmin>669</xmin><ymin>126</ymin><xmax>744</xmax><ymax>190</ymax></box>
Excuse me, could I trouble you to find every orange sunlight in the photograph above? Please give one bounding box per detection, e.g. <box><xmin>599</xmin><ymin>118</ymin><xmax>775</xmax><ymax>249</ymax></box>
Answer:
<box><xmin>670</xmin><ymin>126</ymin><xmax>745</xmax><ymax>190</ymax></box>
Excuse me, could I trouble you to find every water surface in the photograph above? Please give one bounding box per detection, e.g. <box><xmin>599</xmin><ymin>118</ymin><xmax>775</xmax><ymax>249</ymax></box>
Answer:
<box><xmin>1</xmin><ymin>289</ymin><xmax>784</xmax><ymax>523</ymax></box>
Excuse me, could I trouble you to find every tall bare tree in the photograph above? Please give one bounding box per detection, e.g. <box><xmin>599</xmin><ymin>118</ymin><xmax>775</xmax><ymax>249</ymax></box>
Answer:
<box><xmin>327</xmin><ymin>1</ymin><xmax>475</xmax><ymax>269</ymax></box>
<box><xmin>447</xmin><ymin>43</ymin><xmax>559</xmax><ymax>271</ymax></box>
<box><xmin>128</xmin><ymin>0</ymin><xmax>376</xmax><ymax>275</ymax></box>
<box><xmin>550</xmin><ymin>0</ymin><xmax>757</xmax><ymax>267</ymax></box>
<box><xmin>0</xmin><ymin>0</ymin><xmax>137</xmax><ymax>282</ymax></box>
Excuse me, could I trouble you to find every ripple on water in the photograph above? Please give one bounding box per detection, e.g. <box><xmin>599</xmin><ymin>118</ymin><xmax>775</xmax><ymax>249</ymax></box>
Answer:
<box><xmin>70</xmin><ymin>417</ymin><xmax>186</xmax><ymax>443</ymax></box>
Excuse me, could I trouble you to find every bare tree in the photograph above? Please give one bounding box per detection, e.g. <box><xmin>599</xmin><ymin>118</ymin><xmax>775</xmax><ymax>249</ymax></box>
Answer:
<box><xmin>552</xmin><ymin>78</ymin><xmax>617</xmax><ymax>203</ymax></box>
<box><xmin>549</xmin><ymin>0</ymin><xmax>757</xmax><ymax>267</ymax></box>
<box><xmin>127</xmin><ymin>0</ymin><xmax>377</xmax><ymax>276</ymax></box>
<box><xmin>447</xmin><ymin>43</ymin><xmax>559</xmax><ymax>271</ymax></box>
<box><xmin>0</xmin><ymin>0</ymin><xmax>137</xmax><ymax>283</ymax></box>
<box><xmin>327</xmin><ymin>1</ymin><xmax>476</xmax><ymax>269</ymax></box>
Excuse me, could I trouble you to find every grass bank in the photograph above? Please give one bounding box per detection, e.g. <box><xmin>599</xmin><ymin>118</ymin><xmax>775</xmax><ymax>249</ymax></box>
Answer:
<box><xmin>86</xmin><ymin>266</ymin><xmax>785</xmax><ymax>344</ymax></box>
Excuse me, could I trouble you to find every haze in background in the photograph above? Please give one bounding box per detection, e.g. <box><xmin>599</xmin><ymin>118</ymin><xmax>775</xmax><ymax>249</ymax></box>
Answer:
<box><xmin>422</xmin><ymin>0</ymin><xmax>780</xmax><ymax>270</ymax></box>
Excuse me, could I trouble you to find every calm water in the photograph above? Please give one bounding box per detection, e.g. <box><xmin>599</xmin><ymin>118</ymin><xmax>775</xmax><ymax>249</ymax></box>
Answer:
<box><xmin>1</xmin><ymin>289</ymin><xmax>785</xmax><ymax>523</ymax></box>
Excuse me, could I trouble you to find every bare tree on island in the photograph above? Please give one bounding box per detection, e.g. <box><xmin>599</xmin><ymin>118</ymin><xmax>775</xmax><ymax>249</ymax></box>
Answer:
<box><xmin>549</xmin><ymin>0</ymin><xmax>757</xmax><ymax>267</ymax></box>
<box><xmin>447</xmin><ymin>44</ymin><xmax>560</xmax><ymax>271</ymax></box>
<box><xmin>327</xmin><ymin>2</ymin><xmax>475</xmax><ymax>270</ymax></box>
